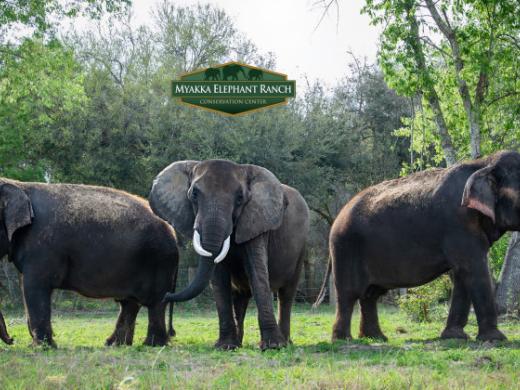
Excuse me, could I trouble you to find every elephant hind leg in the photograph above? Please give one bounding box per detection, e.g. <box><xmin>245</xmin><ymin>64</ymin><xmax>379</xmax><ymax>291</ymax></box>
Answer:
<box><xmin>441</xmin><ymin>271</ymin><xmax>470</xmax><ymax>340</ymax></box>
<box><xmin>277</xmin><ymin>287</ymin><xmax>296</xmax><ymax>343</ymax></box>
<box><xmin>106</xmin><ymin>300</ymin><xmax>140</xmax><ymax>346</ymax></box>
<box><xmin>331</xmin><ymin>248</ymin><xmax>362</xmax><ymax>341</ymax></box>
<box><xmin>144</xmin><ymin>302</ymin><xmax>169</xmax><ymax>346</ymax></box>
<box><xmin>232</xmin><ymin>291</ymin><xmax>251</xmax><ymax>346</ymax></box>
<box><xmin>332</xmin><ymin>292</ymin><xmax>357</xmax><ymax>341</ymax></box>
<box><xmin>359</xmin><ymin>286</ymin><xmax>388</xmax><ymax>341</ymax></box>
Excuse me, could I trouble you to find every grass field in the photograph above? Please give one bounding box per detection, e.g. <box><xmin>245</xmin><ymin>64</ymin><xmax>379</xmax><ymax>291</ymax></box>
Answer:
<box><xmin>1</xmin><ymin>303</ymin><xmax>519</xmax><ymax>389</ymax></box>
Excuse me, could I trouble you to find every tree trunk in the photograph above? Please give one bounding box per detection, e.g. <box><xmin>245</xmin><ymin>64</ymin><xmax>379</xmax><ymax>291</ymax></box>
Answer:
<box><xmin>405</xmin><ymin>3</ymin><xmax>457</xmax><ymax>166</ymax></box>
<box><xmin>496</xmin><ymin>232</ymin><xmax>520</xmax><ymax>315</ymax></box>
<box><xmin>425</xmin><ymin>0</ymin><xmax>482</xmax><ymax>159</ymax></box>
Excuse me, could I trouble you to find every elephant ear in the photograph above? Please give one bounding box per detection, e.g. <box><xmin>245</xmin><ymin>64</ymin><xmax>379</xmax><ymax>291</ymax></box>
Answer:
<box><xmin>1</xmin><ymin>183</ymin><xmax>34</xmax><ymax>242</ymax></box>
<box><xmin>149</xmin><ymin>161</ymin><xmax>199</xmax><ymax>238</ymax></box>
<box><xmin>235</xmin><ymin>165</ymin><xmax>284</xmax><ymax>244</ymax></box>
<box><xmin>462</xmin><ymin>166</ymin><xmax>497</xmax><ymax>223</ymax></box>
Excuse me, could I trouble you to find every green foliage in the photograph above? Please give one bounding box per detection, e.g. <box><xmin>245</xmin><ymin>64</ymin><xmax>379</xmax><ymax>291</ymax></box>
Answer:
<box><xmin>398</xmin><ymin>275</ymin><xmax>451</xmax><ymax>322</ymax></box>
<box><xmin>489</xmin><ymin>233</ymin><xmax>512</xmax><ymax>280</ymax></box>
<box><xmin>0</xmin><ymin>38</ymin><xmax>87</xmax><ymax>181</ymax></box>
<box><xmin>0</xmin><ymin>0</ymin><xmax>130</xmax><ymax>33</ymax></box>
<box><xmin>363</xmin><ymin>0</ymin><xmax>520</xmax><ymax>165</ymax></box>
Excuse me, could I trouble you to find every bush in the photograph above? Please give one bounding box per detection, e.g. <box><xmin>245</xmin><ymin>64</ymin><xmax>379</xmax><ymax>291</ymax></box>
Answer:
<box><xmin>398</xmin><ymin>275</ymin><xmax>451</xmax><ymax>322</ymax></box>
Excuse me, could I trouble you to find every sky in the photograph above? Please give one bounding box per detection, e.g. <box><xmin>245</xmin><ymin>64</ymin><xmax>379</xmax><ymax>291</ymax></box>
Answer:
<box><xmin>129</xmin><ymin>0</ymin><xmax>381</xmax><ymax>88</ymax></box>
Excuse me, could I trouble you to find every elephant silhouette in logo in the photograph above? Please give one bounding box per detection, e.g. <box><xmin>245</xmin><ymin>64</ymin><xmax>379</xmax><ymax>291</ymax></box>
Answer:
<box><xmin>248</xmin><ymin>69</ymin><xmax>263</xmax><ymax>80</ymax></box>
<box><xmin>204</xmin><ymin>68</ymin><xmax>221</xmax><ymax>80</ymax></box>
<box><xmin>223</xmin><ymin>64</ymin><xmax>246</xmax><ymax>80</ymax></box>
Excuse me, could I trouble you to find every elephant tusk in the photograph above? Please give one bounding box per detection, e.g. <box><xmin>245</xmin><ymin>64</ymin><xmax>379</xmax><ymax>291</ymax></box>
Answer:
<box><xmin>214</xmin><ymin>236</ymin><xmax>231</xmax><ymax>264</ymax></box>
<box><xmin>193</xmin><ymin>230</ymin><xmax>212</xmax><ymax>257</ymax></box>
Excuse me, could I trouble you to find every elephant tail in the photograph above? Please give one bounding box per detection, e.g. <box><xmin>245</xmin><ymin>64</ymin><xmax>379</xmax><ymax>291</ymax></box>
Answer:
<box><xmin>313</xmin><ymin>256</ymin><xmax>331</xmax><ymax>308</ymax></box>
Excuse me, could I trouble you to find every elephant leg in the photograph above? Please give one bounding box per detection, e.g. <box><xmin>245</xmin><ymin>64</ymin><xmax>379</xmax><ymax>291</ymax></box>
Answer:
<box><xmin>244</xmin><ymin>235</ymin><xmax>286</xmax><ymax>350</ymax></box>
<box><xmin>212</xmin><ymin>264</ymin><xmax>240</xmax><ymax>350</ymax></box>
<box><xmin>277</xmin><ymin>284</ymin><xmax>298</xmax><ymax>344</ymax></box>
<box><xmin>459</xmin><ymin>260</ymin><xmax>506</xmax><ymax>341</ymax></box>
<box><xmin>144</xmin><ymin>301</ymin><xmax>169</xmax><ymax>346</ymax></box>
<box><xmin>18</xmin><ymin>273</ymin><xmax>32</xmax><ymax>338</ymax></box>
<box><xmin>0</xmin><ymin>310</ymin><xmax>13</xmax><ymax>345</ymax></box>
<box><xmin>441</xmin><ymin>272</ymin><xmax>471</xmax><ymax>340</ymax></box>
<box><xmin>22</xmin><ymin>277</ymin><xmax>55</xmax><ymax>347</ymax></box>
<box><xmin>232</xmin><ymin>291</ymin><xmax>251</xmax><ymax>346</ymax></box>
<box><xmin>359</xmin><ymin>287</ymin><xmax>387</xmax><ymax>341</ymax></box>
<box><xmin>106</xmin><ymin>300</ymin><xmax>140</xmax><ymax>346</ymax></box>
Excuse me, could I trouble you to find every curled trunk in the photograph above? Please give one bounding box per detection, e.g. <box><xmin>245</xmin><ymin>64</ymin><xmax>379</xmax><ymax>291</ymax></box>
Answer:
<box><xmin>163</xmin><ymin>258</ymin><xmax>215</xmax><ymax>302</ymax></box>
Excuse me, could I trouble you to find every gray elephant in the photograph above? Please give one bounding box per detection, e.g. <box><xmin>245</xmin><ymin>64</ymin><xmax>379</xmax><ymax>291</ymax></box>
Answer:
<box><xmin>150</xmin><ymin>160</ymin><xmax>309</xmax><ymax>350</ymax></box>
<box><xmin>326</xmin><ymin>151</ymin><xmax>520</xmax><ymax>343</ymax></box>
<box><xmin>0</xmin><ymin>179</ymin><xmax>179</xmax><ymax>347</ymax></box>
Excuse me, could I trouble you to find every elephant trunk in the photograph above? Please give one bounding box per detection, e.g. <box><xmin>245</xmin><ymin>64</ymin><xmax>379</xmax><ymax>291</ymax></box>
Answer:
<box><xmin>164</xmin><ymin>217</ymin><xmax>231</xmax><ymax>303</ymax></box>
<box><xmin>0</xmin><ymin>310</ymin><xmax>13</xmax><ymax>345</ymax></box>
<box><xmin>163</xmin><ymin>257</ymin><xmax>215</xmax><ymax>302</ymax></box>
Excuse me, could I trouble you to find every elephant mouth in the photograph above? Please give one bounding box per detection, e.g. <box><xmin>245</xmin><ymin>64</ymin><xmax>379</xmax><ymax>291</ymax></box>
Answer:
<box><xmin>192</xmin><ymin>230</ymin><xmax>230</xmax><ymax>264</ymax></box>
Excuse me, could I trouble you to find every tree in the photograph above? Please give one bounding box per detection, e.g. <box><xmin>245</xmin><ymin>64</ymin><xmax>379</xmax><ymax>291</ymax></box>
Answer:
<box><xmin>0</xmin><ymin>0</ymin><xmax>130</xmax><ymax>35</ymax></box>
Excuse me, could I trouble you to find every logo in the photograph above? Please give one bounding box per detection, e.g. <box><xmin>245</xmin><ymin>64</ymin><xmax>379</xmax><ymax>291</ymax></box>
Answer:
<box><xmin>172</xmin><ymin>62</ymin><xmax>296</xmax><ymax>116</ymax></box>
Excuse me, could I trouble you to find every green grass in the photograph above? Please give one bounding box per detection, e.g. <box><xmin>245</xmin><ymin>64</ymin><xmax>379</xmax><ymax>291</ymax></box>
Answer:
<box><xmin>1</xmin><ymin>304</ymin><xmax>520</xmax><ymax>389</ymax></box>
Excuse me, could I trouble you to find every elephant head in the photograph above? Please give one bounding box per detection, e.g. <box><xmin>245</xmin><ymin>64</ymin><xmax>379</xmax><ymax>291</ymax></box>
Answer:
<box><xmin>462</xmin><ymin>151</ymin><xmax>520</xmax><ymax>229</ymax></box>
<box><xmin>0</xmin><ymin>182</ymin><xmax>33</xmax><ymax>345</ymax></box>
<box><xmin>0</xmin><ymin>182</ymin><xmax>33</xmax><ymax>257</ymax></box>
<box><xmin>149</xmin><ymin>160</ymin><xmax>285</xmax><ymax>302</ymax></box>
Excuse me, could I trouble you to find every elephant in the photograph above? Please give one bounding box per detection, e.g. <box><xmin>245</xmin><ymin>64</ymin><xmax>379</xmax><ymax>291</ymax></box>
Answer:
<box><xmin>149</xmin><ymin>160</ymin><xmax>309</xmax><ymax>350</ymax></box>
<box><xmin>0</xmin><ymin>310</ymin><xmax>13</xmax><ymax>345</ymax></box>
<box><xmin>327</xmin><ymin>151</ymin><xmax>520</xmax><ymax>343</ymax></box>
<box><xmin>0</xmin><ymin>179</ymin><xmax>179</xmax><ymax>347</ymax></box>
<box><xmin>204</xmin><ymin>67</ymin><xmax>220</xmax><ymax>81</ymax></box>
<box><xmin>222</xmin><ymin>64</ymin><xmax>246</xmax><ymax>80</ymax></box>
<box><xmin>248</xmin><ymin>69</ymin><xmax>263</xmax><ymax>80</ymax></box>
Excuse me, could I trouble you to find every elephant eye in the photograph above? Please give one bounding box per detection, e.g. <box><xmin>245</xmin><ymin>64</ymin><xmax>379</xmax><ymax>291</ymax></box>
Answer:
<box><xmin>235</xmin><ymin>192</ymin><xmax>244</xmax><ymax>206</ymax></box>
<box><xmin>190</xmin><ymin>187</ymin><xmax>199</xmax><ymax>202</ymax></box>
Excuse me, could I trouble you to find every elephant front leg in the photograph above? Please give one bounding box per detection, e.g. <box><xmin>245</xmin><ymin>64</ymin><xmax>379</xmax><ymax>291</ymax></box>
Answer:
<box><xmin>22</xmin><ymin>277</ymin><xmax>55</xmax><ymax>348</ymax></box>
<box><xmin>0</xmin><ymin>309</ymin><xmax>13</xmax><ymax>345</ymax></box>
<box><xmin>244</xmin><ymin>235</ymin><xmax>286</xmax><ymax>350</ymax></box>
<box><xmin>441</xmin><ymin>272</ymin><xmax>471</xmax><ymax>340</ymax></box>
<box><xmin>460</xmin><ymin>260</ymin><xmax>506</xmax><ymax>342</ymax></box>
<box><xmin>211</xmin><ymin>264</ymin><xmax>240</xmax><ymax>350</ymax></box>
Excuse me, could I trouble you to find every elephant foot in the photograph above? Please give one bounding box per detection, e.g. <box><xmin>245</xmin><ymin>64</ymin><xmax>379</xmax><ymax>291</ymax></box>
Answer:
<box><xmin>105</xmin><ymin>336</ymin><xmax>132</xmax><ymax>346</ymax></box>
<box><xmin>259</xmin><ymin>329</ymin><xmax>287</xmax><ymax>351</ymax></box>
<box><xmin>332</xmin><ymin>330</ymin><xmax>352</xmax><ymax>342</ymax></box>
<box><xmin>440</xmin><ymin>327</ymin><xmax>469</xmax><ymax>340</ymax></box>
<box><xmin>32</xmin><ymin>337</ymin><xmax>57</xmax><ymax>349</ymax></box>
<box><xmin>105</xmin><ymin>331</ymin><xmax>133</xmax><ymax>346</ymax></box>
<box><xmin>477</xmin><ymin>328</ymin><xmax>507</xmax><ymax>342</ymax></box>
<box><xmin>143</xmin><ymin>333</ymin><xmax>169</xmax><ymax>347</ymax></box>
<box><xmin>359</xmin><ymin>331</ymin><xmax>388</xmax><ymax>342</ymax></box>
<box><xmin>215</xmin><ymin>338</ymin><xmax>240</xmax><ymax>350</ymax></box>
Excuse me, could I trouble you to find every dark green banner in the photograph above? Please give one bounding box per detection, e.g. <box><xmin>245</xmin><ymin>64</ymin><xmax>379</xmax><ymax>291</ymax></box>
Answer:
<box><xmin>171</xmin><ymin>62</ymin><xmax>296</xmax><ymax>115</ymax></box>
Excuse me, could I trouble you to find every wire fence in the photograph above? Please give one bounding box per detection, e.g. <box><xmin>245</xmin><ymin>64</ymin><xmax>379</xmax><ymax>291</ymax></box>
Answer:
<box><xmin>0</xmin><ymin>252</ymin><xmax>333</xmax><ymax>311</ymax></box>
